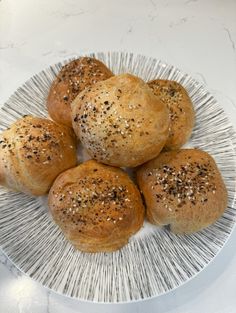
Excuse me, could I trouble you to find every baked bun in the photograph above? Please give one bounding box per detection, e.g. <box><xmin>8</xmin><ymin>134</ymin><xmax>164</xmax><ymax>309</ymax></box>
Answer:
<box><xmin>148</xmin><ymin>80</ymin><xmax>195</xmax><ymax>150</ymax></box>
<box><xmin>71</xmin><ymin>74</ymin><xmax>170</xmax><ymax>167</ymax></box>
<box><xmin>48</xmin><ymin>160</ymin><xmax>145</xmax><ymax>252</ymax></box>
<box><xmin>136</xmin><ymin>149</ymin><xmax>227</xmax><ymax>234</ymax></box>
<box><xmin>47</xmin><ymin>57</ymin><xmax>113</xmax><ymax>127</ymax></box>
<box><xmin>0</xmin><ymin>116</ymin><xmax>77</xmax><ymax>195</ymax></box>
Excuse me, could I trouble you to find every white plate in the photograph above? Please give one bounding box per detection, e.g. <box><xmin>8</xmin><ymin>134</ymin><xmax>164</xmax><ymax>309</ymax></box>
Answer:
<box><xmin>0</xmin><ymin>52</ymin><xmax>236</xmax><ymax>303</ymax></box>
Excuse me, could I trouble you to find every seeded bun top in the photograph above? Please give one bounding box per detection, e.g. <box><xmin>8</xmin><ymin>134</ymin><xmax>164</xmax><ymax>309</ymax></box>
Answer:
<box><xmin>47</xmin><ymin>57</ymin><xmax>114</xmax><ymax>127</ymax></box>
<box><xmin>148</xmin><ymin>80</ymin><xmax>195</xmax><ymax>150</ymax></box>
<box><xmin>71</xmin><ymin>73</ymin><xmax>170</xmax><ymax>167</ymax></box>
<box><xmin>48</xmin><ymin>160</ymin><xmax>145</xmax><ymax>252</ymax></box>
<box><xmin>136</xmin><ymin>149</ymin><xmax>227</xmax><ymax>234</ymax></box>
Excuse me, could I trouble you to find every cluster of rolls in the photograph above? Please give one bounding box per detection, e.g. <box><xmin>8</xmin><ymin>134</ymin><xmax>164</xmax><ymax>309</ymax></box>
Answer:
<box><xmin>0</xmin><ymin>57</ymin><xmax>227</xmax><ymax>252</ymax></box>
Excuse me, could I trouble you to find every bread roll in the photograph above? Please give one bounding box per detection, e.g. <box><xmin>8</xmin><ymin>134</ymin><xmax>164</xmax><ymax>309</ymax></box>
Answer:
<box><xmin>148</xmin><ymin>80</ymin><xmax>195</xmax><ymax>150</ymax></box>
<box><xmin>0</xmin><ymin>116</ymin><xmax>77</xmax><ymax>195</ymax></box>
<box><xmin>47</xmin><ymin>57</ymin><xmax>114</xmax><ymax>127</ymax></box>
<box><xmin>71</xmin><ymin>73</ymin><xmax>170</xmax><ymax>167</ymax></box>
<box><xmin>136</xmin><ymin>149</ymin><xmax>227</xmax><ymax>234</ymax></box>
<box><xmin>48</xmin><ymin>160</ymin><xmax>145</xmax><ymax>252</ymax></box>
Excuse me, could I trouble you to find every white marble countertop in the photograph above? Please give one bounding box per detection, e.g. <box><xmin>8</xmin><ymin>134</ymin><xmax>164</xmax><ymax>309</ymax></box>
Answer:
<box><xmin>0</xmin><ymin>0</ymin><xmax>236</xmax><ymax>312</ymax></box>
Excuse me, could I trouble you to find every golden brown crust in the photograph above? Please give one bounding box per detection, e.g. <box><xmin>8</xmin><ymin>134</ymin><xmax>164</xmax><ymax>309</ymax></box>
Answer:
<box><xmin>0</xmin><ymin>116</ymin><xmax>77</xmax><ymax>195</ymax></box>
<box><xmin>136</xmin><ymin>149</ymin><xmax>227</xmax><ymax>234</ymax></box>
<box><xmin>71</xmin><ymin>73</ymin><xmax>170</xmax><ymax>167</ymax></box>
<box><xmin>148</xmin><ymin>80</ymin><xmax>195</xmax><ymax>150</ymax></box>
<box><xmin>47</xmin><ymin>57</ymin><xmax>114</xmax><ymax>127</ymax></box>
<box><xmin>48</xmin><ymin>160</ymin><xmax>145</xmax><ymax>252</ymax></box>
